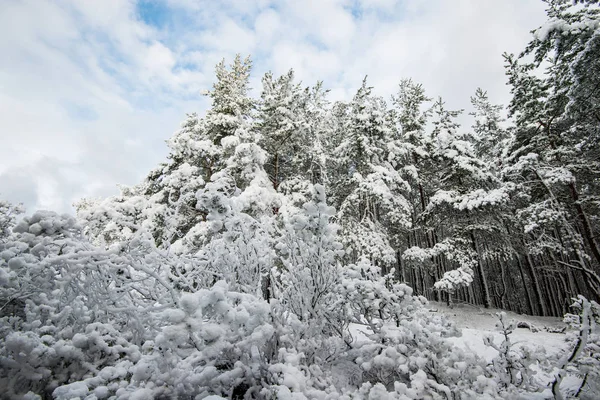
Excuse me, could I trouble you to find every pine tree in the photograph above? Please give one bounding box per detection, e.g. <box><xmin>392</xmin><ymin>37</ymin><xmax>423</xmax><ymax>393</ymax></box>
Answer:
<box><xmin>419</xmin><ymin>98</ymin><xmax>502</xmax><ymax>308</ymax></box>
<box><xmin>502</xmin><ymin>0</ymin><xmax>600</xmax><ymax>305</ymax></box>
<box><xmin>470</xmin><ymin>88</ymin><xmax>508</xmax><ymax>164</ymax></box>
<box><xmin>389</xmin><ymin>79</ymin><xmax>436</xmax><ymax>291</ymax></box>
<box><xmin>331</xmin><ymin>78</ymin><xmax>411</xmax><ymax>267</ymax></box>
<box><xmin>205</xmin><ymin>55</ymin><xmax>254</xmax><ymax>144</ymax></box>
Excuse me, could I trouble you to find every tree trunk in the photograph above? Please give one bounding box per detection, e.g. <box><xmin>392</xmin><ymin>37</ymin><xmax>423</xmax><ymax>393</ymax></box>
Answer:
<box><xmin>470</xmin><ymin>232</ymin><xmax>491</xmax><ymax>308</ymax></box>
<box><xmin>396</xmin><ymin>250</ymin><xmax>405</xmax><ymax>282</ymax></box>
<box><xmin>569</xmin><ymin>182</ymin><xmax>600</xmax><ymax>268</ymax></box>
<box><xmin>419</xmin><ymin>268</ymin><xmax>426</xmax><ymax>297</ymax></box>
<box><xmin>497</xmin><ymin>258</ymin><xmax>508</xmax><ymax>309</ymax></box>
<box><xmin>261</xmin><ymin>273</ymin><xmax>272</xmax><ymax>301</ymax></box>
<box><xmin>273</xmin><ymin>153</ymin><xmax>280</xmax><ymax>191</ymax></box>
<box><xmin>516</xmin><ymin>256</ymin><xmax>535</xmax><ymax>315</ymax></box>
<box><xmin>522</xmin><ymin>243</ymin><xmax>548</xmax><ymax>316</ymax></box>
<box><xmin>545</xmin><ymin>275</ymin><xmax>558</xmax><ymax>317</ymax></box>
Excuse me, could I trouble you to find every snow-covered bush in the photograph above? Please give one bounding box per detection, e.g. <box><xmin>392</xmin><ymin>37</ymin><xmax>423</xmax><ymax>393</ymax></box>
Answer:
<box><xmin>51</xmin><ymin>281</ymin><xmax>279</xmax><ymax>399</ymax></box>
<box><xmin>338</xmin><ymin>257</ymin><xmax>420</xmax><ymax>334</ymax></box>
<box><xmin>193</xmin><ymin>212</ymin><xmax>275</xmax><ymax>297</ymax></box>
<box><xmin>275</xmin><ymin>184</ymin><xmax>346</xmax><ymax>337</ymax></box>
<box><xmin>0</xmin><ymin>211</ymin><xmax>182</xmax><ymax>398</ymax></box>
<box><xmin>0</xmin><ymin>199</ymin><xmax>24</xmax><ymax>241</ymax></box>
<box><xmin>336</xmin><ymin>257</ymin><xmax>488</xmax><ymax>398</ymax></box>
<box><xmin>483</xmin><ymin>312</ymin><xmax>550</xmax><ymax>397</ymax></box>
<box><xmin>550</xmin><ymin>296</ymin><xmax>600</xmax><ymax>399</ymax></box>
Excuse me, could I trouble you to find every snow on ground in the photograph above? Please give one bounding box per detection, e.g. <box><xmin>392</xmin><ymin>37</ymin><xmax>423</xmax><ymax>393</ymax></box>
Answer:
<box><xmin>349</xmin><ymin>302</ymin><xmax>596</xmax><ymax>398</ymax></box>
<box><xmin>432</xmin><ymin>302</ymin><xmax>576</xmax><ymax>397</ymax></box>
<box><xmin>430</xmin><ymin>302</ymin><xmax>565</xmax><ymax>332</ymax></box>
<box><xmin>429</xmin><ymin>301</ymin><xmax>568</xmax><ymax>361</ymax></box>
<box><xmin>350</xmin><ymin>301</ymin><xmax>569</xmax><ymax>359</ymax></box>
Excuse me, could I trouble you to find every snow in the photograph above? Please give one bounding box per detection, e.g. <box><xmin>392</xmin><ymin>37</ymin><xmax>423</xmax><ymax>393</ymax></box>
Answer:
<box><xmin>432</xmin><ymin>302</ymin><xmax>565</xmax><ymax>345</ymax></box>
<box><xmin>349</xmin><ymin>323</ymin><xmax>372</xmax><ymax>344</ymax></box>
<box><xmin>434</xmin><ymin>266</ymin><xmax>473</xmax><ymax>291</ymax></box>
<box><xmin>53</xmin><ymin>382</ymin><xmax>89</xmax><ymax>400</ymax></box>
<box><xmin>534</xmin><ymin>16</ymin><xmax>599</xmax><ymax>42</ymax></box>
<box><xmin>3</xmin><ymin>17</ymin><xmax>600</xmax><ymax>397</ymax></box>
<box><xmin>432</xmin><ymin>301</ymin><xmax>571</xmax><ymax>393</ymax></box>
<box><xmin>354</xmin><ymin>301</ymin><xmax>596</xmax><ymax>399</ymax></box>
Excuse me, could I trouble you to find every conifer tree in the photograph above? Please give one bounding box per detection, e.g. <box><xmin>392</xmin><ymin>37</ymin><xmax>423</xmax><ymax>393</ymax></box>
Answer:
<box><xmin>416</xmin><ymin>99</ymin><xmax>503</xmax><ymax>308</ymax></box>
<box><xmin>205</xmin><ymin>55</ymin><xmax>254</xmax><ymax>144</ymax></box>
<box><xmin>389</xmin><ymin>79</ymin><xmax>436</xmax><ymax>289</ymax></box>
<box><xmin>502</xmin><ymin>0</ymin><xmax>600</xmax><ymax>305</ymax></box>
<box><xmin>332</xmin><ymin>78</ymin><xmax>411</xmax><ymax>267</ymax></box>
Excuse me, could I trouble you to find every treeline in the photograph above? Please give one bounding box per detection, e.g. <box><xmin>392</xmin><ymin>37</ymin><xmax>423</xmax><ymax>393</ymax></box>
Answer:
<box><xmin>74</xmin><ymin>1</ymin><xmax>600</xmax><ymax>317</ymax></box>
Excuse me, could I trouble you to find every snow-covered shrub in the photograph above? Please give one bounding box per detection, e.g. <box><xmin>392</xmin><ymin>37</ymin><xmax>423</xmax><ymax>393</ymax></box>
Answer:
<box><xmin>0</xmin><ymin>211</ymin><xmax>181</xmax><ymax>398</ymax></box>
<box><xmin>276</xmin><ymin>186</ymin><xmax>345</xmax><ymax>328</ymax></box>
<box><xmin>47</xmin><ymin>280</ymin><xmax>344</xmax><ymax>400</ymax></box>
<box><xmin>194</xmin><ymin>212</ymin><xmax>275</xmax><ymax>297</ymax></box>
<box><xmin>336</xmin><ymin>257</ymin><xmax>487</xmax><ymax>398</ymax></box>
<box><xmin>267</xmin><ymin>183</ymin><xmax>352</xmax><ymax>371</ymax></box>
<box><xmin>52</xmin><ymin>281</ymin><xmax>279</xmax><ymax>399</ymax></box>
<box><xmin>550</xmin><ymin>296</ymin><xmax>600</xmax><ymax>399</ymax></box>
<box><xmin>3</xmin><ymin>323</ymin><xmax>142</xmax><ymax>400</ymax></box>
<box><xmin>338</xmin><ymin>257</ymin><xmax>425</xmax><ymax>334</ymax></box>
<box><xmin>483</xmin><ymin>312</ymin><xmax>550</xmax><ymax>397</ymax></box>
<box><xmin>0</xmin><ymin>199</ymin><xmax>24</xmax><ymax>241</ymax></box>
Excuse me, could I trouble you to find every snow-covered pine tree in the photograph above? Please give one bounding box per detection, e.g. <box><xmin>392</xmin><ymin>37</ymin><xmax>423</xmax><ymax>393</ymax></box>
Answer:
<box><xmin>156</xmin><ymin>55</ymin><xmax>259</xmax><ymax>253</ymax></box>
<box><xmin>75</xmin><ymin>184</ymin><xmax>150</xmax><ymax>247</ymax></box>
<box><xmin>205</xmin><ymin>54</ymin><xmax>254</xmax><ymax>145</ymax></box>
<box><xmin>408</xmin><ymin>98</ymin><xmax>506</xmax><ymax>309</ymax></box>
<box><xmin>389</xmin><ymin>79</ymin><xmax>439</xmax><ymax>294</ymax></box>
<box><xmin>470</xmin><ymin>88</ymin><xmax>509</xmax><ymax>165</ymax></box>
<box><xmin>331</xmin><ymin>78</ymin><xmax>411</xmax><ymax>268</ymax></box>
<box><xmin>467</xmin><ymin>90</ymin><xmax>536</xmax><ymax>313</ymax></box>
<box><xmin>191</xmin><ymin>127</ymin><xmax>279</xmax><ymax>297</ymax></box>
<box><xmin>502</xmin><ymin>0</ymin><xmax>600</xmax><ymax>308</ymax></box>
<box><xmin>256</xmin><ymin>70</ymin><xmax>310</xmax><ymax>191</ymax></box>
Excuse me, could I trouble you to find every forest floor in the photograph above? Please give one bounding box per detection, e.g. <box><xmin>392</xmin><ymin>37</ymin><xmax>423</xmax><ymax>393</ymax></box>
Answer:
<box><xmin>430</xmin><ymin>301</ymin><xmax>568</xmax><ymax>361</ymax></box>
<box><xmin>348</xmin><ymin>302</ymin><xmax>580</xmax><ymax>397</ymax></box>
<box><xmin>347</xmin><ymin>302</ymin><xmax>598</xmax><ymax>397</ymax></box>
<box><xmin>431</xmin><ymin>301</ymin><xmax>598</xmax><ymax>399</ymax></box>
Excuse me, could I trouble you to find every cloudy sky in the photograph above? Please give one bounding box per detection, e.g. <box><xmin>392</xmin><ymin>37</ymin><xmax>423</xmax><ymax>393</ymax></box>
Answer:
<box><xmin>0</xmin><ymin>0</ymin><xmax>547</xmax><ymax>214</ymax></box>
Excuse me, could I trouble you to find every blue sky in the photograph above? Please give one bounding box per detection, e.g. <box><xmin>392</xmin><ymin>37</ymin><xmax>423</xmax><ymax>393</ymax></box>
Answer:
<box><xmin>138</xmin><ymin>1</ymin><xmax>172</xmax><ymax>28</ymax></box>
<box><xmin>0</xmin><ymin>0</ymin><xmax>547</xmax><ymax>213</ymax></box>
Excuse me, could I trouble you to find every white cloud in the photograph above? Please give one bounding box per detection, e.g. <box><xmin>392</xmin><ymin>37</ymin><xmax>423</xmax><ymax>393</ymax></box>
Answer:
<box><xmin>198</xmin><ymin>18</ymin><xmax>258</xmax><ymax>54</ymax></box>
<box><xmin>281</xmin><ymin>0</ymin><xmax>356</xmax><ymax>48</ymax></box>
<box><xmin>254</xmin><ymin>8</ymin><xmax>282</xmax><ymax>43</ymax></box>
<box><xmin>0</xmin><ymin>0</ymin><xmax>547</xmax><ymax>213</ymax></box>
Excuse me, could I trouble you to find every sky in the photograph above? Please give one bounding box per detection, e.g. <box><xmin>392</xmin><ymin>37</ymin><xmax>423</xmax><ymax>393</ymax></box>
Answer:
<box><xmin>0</xmin><ymin>0</ymin><xmax>548</xmax><ymax>214</ymax></box>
